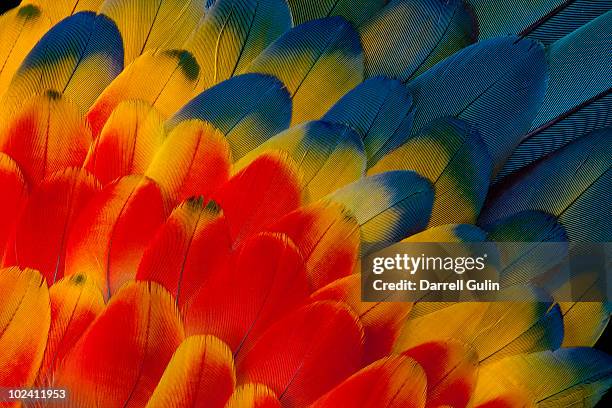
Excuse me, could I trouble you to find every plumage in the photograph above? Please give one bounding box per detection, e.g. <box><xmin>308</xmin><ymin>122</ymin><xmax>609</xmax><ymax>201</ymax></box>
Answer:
<box><xmin>235</xmin><ymin>120</ymin><xmax>366</xmax><ymax>200</ymax></box>
<box><xmin>472</xmin><ymin>348</ymin><xmax>612</xmax><ymax>407</ymax></box>
<box><xmin>1</xmin><ymin>11</ymin><xmax>123</xmax><ymax>114</ymax></box>
<box><xmin>86</xmin><ymin>50</ymin><xmax>200</xmax><ymax>136</ymax></box>
<box><xmin>402</xmin><ymin>223</ymin><xmax>488</xmax><ymax>243</ymax></box>
<box><xmin>323</xmin><ymin>76</ymin><xmax>415</xmax><ymax>167</ymax></box>
<box><xmin>0</xmin><ymin>153</ymin><xmax>28</xmax><ymax>263</ymax></box>
<box><xmin>370</xmin><ymin>117</ymin><xmax>492</xmax><ymax>227</ymax></box>
<box><xmin>0</xmin><ymin>92</ymin><xmax>92</xmax><ymax>185</ymax></box>
<box><xmin>403</xmin><ymin>341</ymin><xmax>479</xmax><ymax>408</ymax></box>
<box><xmin>0</xmin><ymin>3</ymin><xmax>51</xmax><ymax>96</ymax></box>
<box><xmin>14</xmin><ymin>168</ymin><xmax>100</xmax><ymax>284</ymax></box>
<box><xmin>146</xmin><ymin>335</ymin><xmax>236</xmax><ymax>408</ymax></box>
<box><xmin>20</xmin><ymin>0</ymin><xmax>104</xmax><ymax>24</ymax></box>
<box><xmin>0</xmin><ymin>267</ymin><xmax>49</xmax><ymax>394</ymax></box>
<box><xmin>312</xmin><ymin>274</ymin><xmax>413</xmax><ymax>364</ymax></box>
<box><xmin>470</xmin><ymin>0</ymin><xmax>612</xmax><ymax>45</ymax></box>
<box><xmin>185</xmin><ymin>233</ymin><xmax>309</xmax><ymax>355</ymax></box>
<box><xmin>185</xmin><ymin>0</ymin><xmax>291</xmax><ymax>92</ymax></box>
<box><xmin>328</xmin><ymin>171</ymin><xmax>434</xmax><ymax>252</ymax></box>
<box><xmin>225</xmin><ymin>384</ymin><xmax>281</xmax><ymax>408</ymax></box>
<box><xmin>268</xmin><ymin>202</ymin><xmax>360</xmax><ymax>290</ymax></box>
<box><xmin>136</xmin><ymin>198</ymin><xmax>231</xmax><ymax>307</ymax></box>
<box><xmin>311</xmin><ymin>355</ymin><xmax>427</xmax><ymax>408</ymax></box>
<box><xmin>407</xmin><ymin>36</ymin><xmax>547</xmax><ymax>167</ymax></box>
<box><xmin>287</xmin><ymin>0</ymin><xmax>386</xmax><ymax>27</ymax></box>
<box><xmin>146</xmin><ymin>120</ymin><xmax>231</xmax><ymax>207</ymax></box>
<box><xmin>53</xmin><ymin>281</ymin><xmax>184</xmax><ymax>408</ymax></box>
<box><xmin>236</xmin><ymin>301</ymin><xmax>364</xmax><ymax>407</ymax></box>
<box><xmin>84</xmin><ymin>100</ymin><xmax>166</xmax><ymax>184</ymax></box>
<box><xmin>168</xmin><ymin>73</ymin><xmax>292</xmax><ymax>160</ymax></box>
<box><xmin>481</xmin><ymin>128</ymin><xmax>612</xmax><ymax>242</ymax></box>
<box><xmin>498</xmin><ymin>11</ymin><xmax>612</xmax><ymax>181</ymax></box>
<box><xmin>98</xmin><ymin>0</ymin><xmax>204</xmax><ymax>65</ymax></box>
<box><xmin>395</xmin><ymin>292</ymin><xmax>564</xmax><ymax>364</ymax></box>
<box><xmin>64</xmin><ymin>175</ymin><xmax>166</xmax><ymax>299</ymax></box>
<box><xmin>244</xmin><ymin>16</ymin><xmax>364</xmax><ymax>125</ymax></box>
<box><xmin>560</xmin><ymin>301</ymin><xmax>612</xmax><ymax>347</ymax></box>
<box><xmin>214</xmin><ymin>152</ymin><xmax>302</xmax><ymax>244</ymax></box>
<box><xmin>36</xmin><ymin>273</ymin><xmax>104</xmax><ymax>385</ymax></box>
<box><xmin>360</xmin><ymin>0</ymin><xmax>477</xmax><ymax>81</ymax></box>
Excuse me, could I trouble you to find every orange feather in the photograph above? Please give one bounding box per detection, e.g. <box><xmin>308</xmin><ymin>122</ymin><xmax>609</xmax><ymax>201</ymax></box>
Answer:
<box><xmin>0</xmin><ymin>267</ymin><xmax>50</xmax><ymax>396</ymax></box>
<box><xmin>225</xmin><ymin>384</ymin><xmax>281</xmax><ymax>408</ymax></box>
<box><xmin>0</xmin><ymin>153</ymin><xmax>28</xmax><ymax>263</ymax></box>
<box><xmin>146</xmin><ymin>335</ymin><xmax>235</xmax><ymax>408</ymax></box>
<box><xmin>53</xmin><ymin>281</ymin><xmax>184</xmax><ymax>408</ymax></box>
<box><xmin>64</xmin><ymin>175</ymin><xmax>166</xmax><ymax>299</ymax></box>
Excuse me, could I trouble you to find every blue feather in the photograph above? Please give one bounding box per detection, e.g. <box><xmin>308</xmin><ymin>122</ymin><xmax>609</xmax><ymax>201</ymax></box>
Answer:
<box><xmin>168</xmin><ymin>73</ymin><xmax>292</xmax><ymax>160</ymax></box>
<box><xmin>498</xmin><ymin>11</ymin><xmax>612</xmax><ymax>182</ymax></box>
<box><xmin>406</xmin><ymin>36</ymin><xmax>547</xmax><ymax>168</ymax></box>
<box><xmin>323</xmin><ymin>77</ymin><xmax>415</xmax><ymax>167</ymax></box>
<box><xmin>481</xmin><ymin>128</ymin><xmax>612</xmax><ymax>242</ymax></box>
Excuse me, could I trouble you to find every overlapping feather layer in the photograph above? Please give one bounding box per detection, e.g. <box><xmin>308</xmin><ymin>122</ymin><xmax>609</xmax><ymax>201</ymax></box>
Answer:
<box><xmin>0</xmin><ymin>1</ymin><xmax>611</xmax><ymax>407</ymax></box>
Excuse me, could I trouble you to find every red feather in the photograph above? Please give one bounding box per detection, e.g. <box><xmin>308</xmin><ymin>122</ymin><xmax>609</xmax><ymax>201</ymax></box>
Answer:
<box><xmin>0</xmin><ymin>153</ymin><xmax>28</xmax><ymax>263</ymax></box>
<box><xmin>236</xmin><ymin>301</ymin><xmax>364</xmax><ymax>407</ymax></box>
<box><xmin>226</xmin><ymin>384</ymin><xmax>281</xmax><ymax>408</ymax></box>
<box><xmin>15</xmin><ymin>168</ymin><xmax>100</xmax><ymax>283</ymax></box>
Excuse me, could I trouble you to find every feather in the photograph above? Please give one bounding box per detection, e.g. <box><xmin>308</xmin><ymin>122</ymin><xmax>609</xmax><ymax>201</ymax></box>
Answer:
<box><xmin>360</xmin><ymin>0</ymin><xmax>477</xmax><ymax>81</ymax></box>
<box><xmin>14</xmin><ymin>168</ymin><xmax>100</xmax><ymax>284</ymax></box>
<box><xmin>498</xmin><ymin>11</ymin><xmax>612</xmax><ymax>181</ymax></box>
<box><xmin>86</xmin><ymin>50</ymin><xmax>200</xmax><ymax>136</ymax></box>
<box><xmin>169</xmin><ymin>73</ymin><xmax>292</xmax><ymax>160</ymax></box>
<box><xmin>480</xmin><ymin>128</ymin><xmax>612</xmax><ymax>242</ymax></box>
<box><xmin>53</xmin><ymin>281</ymin><xmax>184</xmax><ymax>408</ymax></box>
<box><xmin>225</xmin><ymin>384</ymin><xmax>281</xmax><ymax>408</ymax></box>
<box><xmin>403</xmin><ymin>224</ymin><xmax>487</xmax><ymax>243</ymax></box>
<box><xmin>185</xmin><ymin>0</ymin><xmax>291</xmax><ymax>92</ymax></box>
<box><xmin>472</xmin><ymin>348</ymin><xmax>612</xmax><ymax>407</ymax></box>
<box><xmin>64</xmin><ymin>175</ymin><xmax>166</xmax><ymax>299</ymax></box>
<box><xmin>323</xmin><ymin>76</ymin><xmax>415</xmax><ymax>167</ymax></box>
<box><xmin>0</xmin><ymin>267</ymin><xmax>49</xmax><ymax>393</ymax></box>
<box><xmin>560</xmin><ymin>301</ymin><xmax>612</xmax><ymax>347</ymax></box>
<box><xmin>1</xmin><ymin>11</ymin><xmax>123</xmax><ymax>114</ymax></box>
<box><xmin>267</xmin><ymin>201</ymin><xmax>360</xmax><ymax>290</ymax></box>
<box><xmin>244</xmin><ymin>16</ymin><xmax>363</xmax><ymax>125</ymax></box>
<box><xmin>145</xmin><ymin>120</ymin><xmax>231</xmax><ymax>208</ymax></box>
<box><xmin>407</xmin><ymin>36</ymin><xmax>547</xmax><ymax>167</ymax></box>
<box><xmin>0</xmin><ymin>153</ymin><xmax>28</xmax><ymax>262</ymax></box>
<box><xmin>327</xmin><ymin>171</ymin><xmax>434</xmax><ymax>252</ymax></box>
<box><xmin>0</xmin><ymin>92</ymin><xmax>92</xmax><ymax>186</ymax></box>
<box><xmin>370</xmin><ymin>117</ymin><xmax>492</xmax><ymax>227</ymax></box>
<box><xmin>185</xmin><ymin>233</ymin><xmax>309</xmax><ymax>355</ymax></box>
<box><xmin>403</xmin><ymin>341</ymin><xmax>479</xmax><ymax>408</ymax></box>
<box><xmin>395</xmin><ymin>293</ymin><xmax>564</xmax><ymax>364</ymax></box>
<box><xmin>235</xmin><ymin>121</ymin><xmax>366</xmax><ymax>201</ymax></box>
<box><xmin>312</xmin><ymin>274</ymin><xmax>413</xmax><ymax>364</ymax></box>
<box><xmin>36</xmin><ymin>273</ymin><xmax>104</xmax><ymax>385</ymax></box>
<box><xmin>236</xmin><ymin>301</ymin><xmax>364</xmax><ymax>407</ymax></box>
<box><xmin>98</xmin><ymin>0</ymin><xmax>204</xmax><ymax>65</ymax></box>
<box><xmin>287</xmin><ymin>0</ymin><xmax>386</xmax><ymax>26</ymax></box>
<box><xmin>136</xmin><ymin>198</ymin><xmax>231</xmax><ymax>307</ymax></box>
<box><xmin>21</xmin><ymin>0</ymin><xmax>104</xmax><ymax>24</ymax></box>
<box><xmin>214</xmin><ymin>152</ymin><xmax>302</xmax><ymax>245</ymax></box>
<box><xmin>84</xmin><ymin>100</ymin><xmax>166</xmax><ymax>184</ymax></box>
<box><xmin>469</xmin><ymin>0</ymin><xmax>612</xmax><ymax>44</ymax></box>
<box><xmin>146</xmin><ymin>335</ymin><xmax>235</xmax><ymax>408</ymax></box>
<box><xmin>485</xmin><ymin>211</ymin><xmax>569</xmax><ymax>288</ymax></box>
<box><xmin>0</xmin><ymin>4</ymin><xmax>51</xmax><ymax>96</ymax></box>
<box><xmin>311</xmin><ymin>355</ymin><xmax>427</xmax><ymax>408</ymax></box>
